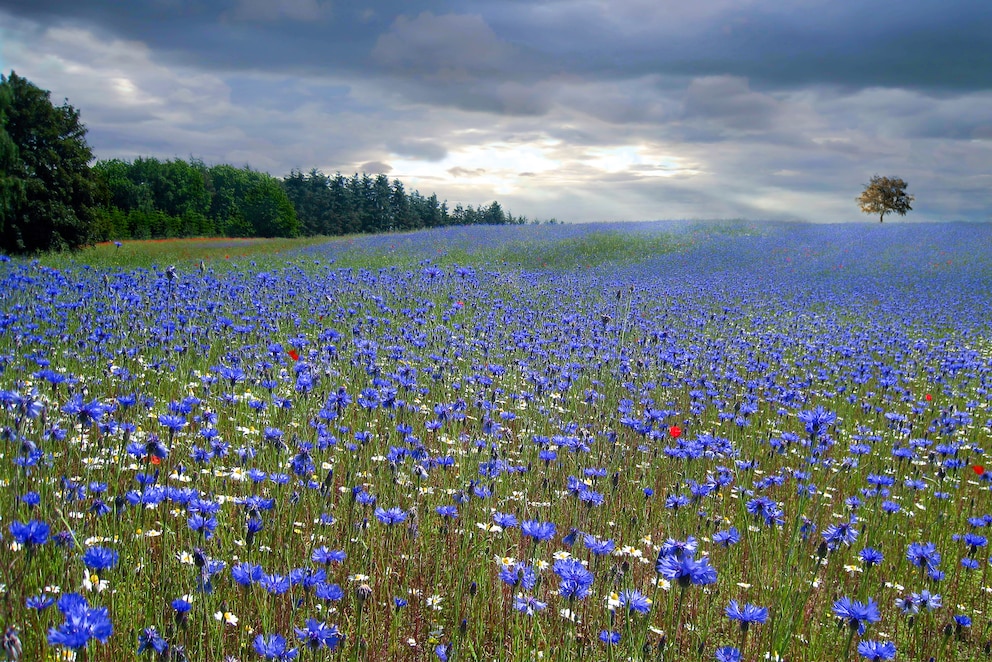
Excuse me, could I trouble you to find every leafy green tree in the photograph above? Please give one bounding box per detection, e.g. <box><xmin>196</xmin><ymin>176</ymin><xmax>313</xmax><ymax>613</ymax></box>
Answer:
<box><xmin>0</xmin><ymin>83</ymin><xmax>25</xmax><ymax>228</ymax></box>
<box><xmin>857</xmin><ymin>175</ymin><xmax>914</xmax><ymax>223</ymax></box>
<box><xmin>0</xmin><ymin>71</ymin><xmax>97</xmax><ymax>252</ymax></box>
<box><xmin>242</xmin><ymin>175</ymin><xmax>299</xmax><ymax>237</ymax></box>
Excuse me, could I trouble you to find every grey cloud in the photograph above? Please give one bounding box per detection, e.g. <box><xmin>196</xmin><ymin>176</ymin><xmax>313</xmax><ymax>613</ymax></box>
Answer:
<box><xmin>388</xmin><ymin>139</ymin><xmax>448</xmax><ymax>161</ymax></box>
<box><xmin>360</xmin><ymin>161</ymin><xmax>392</xmax><ymax>174</ymax></box>
<box><xmin>372</xmin><ymin>12</ymin><xmax>516</xmax><ymax>79</ymax></box>
<box><xmin>681</xmin><ymin>76</ymin><xmax>781</xmax><ymax>132</ymax></box>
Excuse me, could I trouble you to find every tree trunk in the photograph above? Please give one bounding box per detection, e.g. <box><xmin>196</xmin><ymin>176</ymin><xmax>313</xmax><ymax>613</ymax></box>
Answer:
<box><xmin>879</xmin><ymin>212</ymin><xmax>884</xmax><ymax>223</ymax></box>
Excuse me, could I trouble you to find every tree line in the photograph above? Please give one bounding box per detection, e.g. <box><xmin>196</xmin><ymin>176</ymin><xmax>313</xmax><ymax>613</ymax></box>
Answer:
<box><xmin>0</xmin><ymin>71</ymin><xmax>539</xmax><ymax>254</ymax></box>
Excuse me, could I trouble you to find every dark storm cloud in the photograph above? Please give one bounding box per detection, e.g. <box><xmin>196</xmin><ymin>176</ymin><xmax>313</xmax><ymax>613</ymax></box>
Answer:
<box><xmin>4</xmin><ymin>0</ymin><xmax>988</xmax><ymax>94</ymax></box>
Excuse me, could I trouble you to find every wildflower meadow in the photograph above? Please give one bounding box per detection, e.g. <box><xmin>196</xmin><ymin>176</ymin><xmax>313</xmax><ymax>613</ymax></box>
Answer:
<box><xmin>1</xmin><ymin>220</ymin><xmax>992</xmax><ymax>662</ymax></box>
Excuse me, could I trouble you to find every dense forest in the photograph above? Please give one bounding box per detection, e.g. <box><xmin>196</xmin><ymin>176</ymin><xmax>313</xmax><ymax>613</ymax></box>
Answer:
<box><xmin>91</xmin><ymin>158</ymin><xmax>529</xmax><ymax>242</ymax></box>
<box><xmin>1</xmin><ymin>71</ymin><xmax>542</xmax><ymax>253</ymax></box>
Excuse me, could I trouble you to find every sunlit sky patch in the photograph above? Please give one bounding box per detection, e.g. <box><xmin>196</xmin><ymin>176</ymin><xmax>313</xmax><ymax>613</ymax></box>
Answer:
<box><xmin>1</xmin><ymin>0</ymin><xmax>990</xmax><ymax>222</ymax></box>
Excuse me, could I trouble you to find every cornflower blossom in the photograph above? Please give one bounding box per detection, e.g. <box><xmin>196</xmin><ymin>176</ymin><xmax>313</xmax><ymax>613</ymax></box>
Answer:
<box><xmin>725</xmin><ymin>600</ymin><xmax>768</xmax><ymax>630</ymax></box>
<box><xmin>715</xmin><ymin>647</ymin><xmax>742</xmax><ymax>662</ymax></box>
<box><xmin>137</xmin><ymin>627</ymin><xmax>168</xmax><ymax>655</ymax></box>
<box><xmin>583</xmin><ymin>534</ymin><xmax>615</xmax><ymax>556</ymax></box>
<box><xmin>47</xmin><ymin>593</ymin><xmax>113</xmax><ymax>651</ymax></box>
<box><xmin>554</xmin><ymin>558</ymin><xmax>594</xmax><ymax>600</ymax></box>
<box><xmin>857</xmin><ymin>641</ymin><xmax>896</xmax><ymax>660</ymax></box>
<box><xmin>374</xmin><ymin>507</ymin><xmax>407</xmax><ymax>525</ymax></box>
<box><xmin>82</xmin><ymin>547</ymin><xmax>119</xmax><ymax>572</ymax></box>
<box><xmin>822</xmin><ymin>519</ymin><xmax>860</xmax><ymax>550</ymax></box>
<box><xmin>521</xmin><ymin>520</ymin><xmax>557</xmax><ymax>543</ymax></box>
<box><xmin>618</xmin><ymin>589</ymin><xmax>651</xmax><ymax>615</ymax></box>
<box><xmin>798</xmin><ymin>406</ymin><xmax>837</xmax><ymax>437</ymax></box>
<box><xmin>906</xmin><ymin>542</ymin><xmax>941</xmax><ymax>569</ymax></box>
<box><xmin>713</xmin><ymin>528</ymin><xmax>740</xmax><ymax>547</ymax></box>
<box><xmin>253</xmin><ymin>633</ymin><xmax>299</xmax><ymax>660</ymax></box>
<box><xmin>655</xmin><ymin>554</ymin><xmax>718</xmax><ymax>588</ymax></box>
<box><xmin>832</xmin><ymin>597</ymin><xmax>880</xmax><ymax>634</ymax></box>
<box><xmin>513</xmin><ymin>593</ymin><xmax>547</xmax><ymax>616</ymax></box>
<box><xmin>9</xmin><ymin>519</ymin><xmax>50</xmax><ymax>547</ymax></box>
<box><xmin>859</xmin><ymin>548</ymin><xmax>884</xmax><ymax>567</ymax></box>
<box><xmin>499</xmin><ymin>562</ymin><xmax>537</xmax><ymax>590</ymax></box>
<box><xmin>294</xmin><ymin>619</ymin><xmax>343</xmax><ymax>651</ymax></box>
<box><xmin>911</xmin><ymin>590</ymin><xmax>941</xmax><ymax>611</ymax></box>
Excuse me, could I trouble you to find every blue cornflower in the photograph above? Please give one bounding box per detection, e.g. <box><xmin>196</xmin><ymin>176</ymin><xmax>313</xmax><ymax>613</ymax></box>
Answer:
<box><xmin>187</xmin><ymin>513</ymin><xmax>217</xmax><ymax>539</ymax></box>
<box><xmin>954</xmin><ymin>614</ymin><xmax>972</xmax><ymax>628</ymax></box>
<box><xmin>599</xmin><ymin>630</ymin><xmax>621</xmax><ymax>645</ymax></box>
<box><xmin>656</xmin><ymin>554</ymin><xmax>718</xmax><ymax>588</ymax></box>
<box><xmin>20</xmin><ymin>491</ymin><xmax>41</xmax><ymax>508</ymax></box>
<box><xmin>725</xmin><ymin>600</ymin><xmax>768</xmax><ymax>630</ymax></box>
<box><xmin>232</xmin><ymin>562</ymin><xmax>263</xmax><ymax>586</ymax></box>
<box><xmin>798</xmin><ymin>406</ymin><xmax>837</xmax><ymax>437</ymax></box>
<box><xmin>311</xmin><ymin>547</ymin><xmax>346</xmax><ymax>565</ymax></box>
<box><xmin>713</xmin><ymin>528</ymin><xmax>740</xmax><ymax>547</ymax></box>
<box><xmin>715</xmin><ymin>647</ymin><xmax>742</xmax><ymax>662</ymax></box>
<box><xmin>9</xmin><ymin>519</ymin><xmax>50</xmax><ymax>547</ymax></box>
<box><xmin>659</xmin><ymin>536</ymin><xmax>699</xmax><ymax>559</ymax></box>
<box><xmin>912</xmin><ymin>590</ymin><xmax>941</xmax><ymax>611</ymax></box>
<box><xmin>294</xmin><ymin>619</ymin><xmax>342</xmax><ymax>651</ymax></box>
<box><xmin>374</xmin><ymin>507</ymin><xmax>407</xmax><ymax>525</ymax></box>
<box><xmin>47</xmin><ymin>593</ymin><xmax>113</xmax><ymax>651</ymax></box>
<box><xmin>499</xmin><ymin>562</ymin><xmax>537</xmax><ymax>590</ymax></box>
<box><xmin>906</xmin><ymin>542</ymin><xmax>941</xmax><ymax>569</ymax></box>
<box><xmin>521</xmin><ymin>520</ymin><xmax>557</xmax><ymax>543</ymax></box>
<box><xmin>137</xmin><ymin>627</ymin><xmax>168</xmax><ymax>655</ymax></box>
<box><xmin>393</xmin><ymin>597</ymin><xmax>408</xmax><ymax>610</ymax></box>
<box><xmin>436</xmin><ymin>505</ymin><xmax>458</xmax><ymax>518</ymax></box>
<box><xmin>82</xmin><ymin>547</ymin><xmax>119</xmax><ymax>572</ymax></box>
<box><xmin>859</xmin><ymin>548</ymin><xmax>884</xmax><ymax>567</ymax></box>
<box><xmin>583</xmin><ymin>534</ymin><xmax>615</xmax><ymax>556</ymax></box>
<box><xmin>822</xmin><ymin>519</ymin><xmax>859</xmax><ymax>550</ymax></box>
<box><xmin>513</xmin><ymin>594</ymin><xmax>547</xmax><ymax>616</ymax></box>
<box><xmin>493</xmin><ymin>512</ymin><xmax>518</xmax><ymax>528</ymax></box>
<box><xmin>26</xmin><ymin>595</ymin><xmax>55</xmax><ymax>611</ymax></box>
<box><xmin>856</xmin><ymin>640</ymin><xmax>896</xmax><ymax>660</ymax></box>
<box><xmin>253</xmin><ymin>633</ymin><xmax>299</xmax><ymax>660</ymax></box>
<box><xmin>261</xmin><ymin>573</ymin><xmax>291</xmax><ymax>595</ymax></box>
<box><xmin>158</xmin><ymin>414</ymin><xmax>186</xmax><ymax>433</ymax></box>
<box><xmin>315</xmin><ymin>583</ymin><xmax>344</xmax><ymax>601</ymax></box>
<box><xmin>171</xmin><ymin>596</ymin><xmax>192</xmax><ymax>620</ymax></box>
<box><xmin>832</xmin><ymin>597</ymin><xmax>880</xmax><ymax>634</ymax></box>
<box><xmin>618</xmin><ymin>589</ymin><xmax>651</xmax><ymax>614</ymax></box>
<box><xmin>554</xmin><ymin>558</ymin><xmax>594</xmax><ymax>600</ymax></box>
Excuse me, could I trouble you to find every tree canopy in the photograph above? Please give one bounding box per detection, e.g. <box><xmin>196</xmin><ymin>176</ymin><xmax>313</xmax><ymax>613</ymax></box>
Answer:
<box><xmin>857</xmin><ymin>175</ymin><xmax>914</xmax><ymax>223</ymax></box>
<box><xmin>1</xmin><ymin>71</ymin><xmax>542</xmax><ymax>252</ymax></box>
<box><xmin>0</xmin><ymin>71</ymin><xmax>97</xmax><ymax>252</ymax></box>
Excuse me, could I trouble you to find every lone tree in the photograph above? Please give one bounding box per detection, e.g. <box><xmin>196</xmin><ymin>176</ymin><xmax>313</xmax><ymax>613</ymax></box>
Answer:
<box><xmin>0</xmin><ymin>71</ymin><xmax>97</xmax><ymax>253</ymax></box>
<box><xmin>857</xmin><ymin>175</ymin><xmax>914</xmax><ymax>223</ymax></box>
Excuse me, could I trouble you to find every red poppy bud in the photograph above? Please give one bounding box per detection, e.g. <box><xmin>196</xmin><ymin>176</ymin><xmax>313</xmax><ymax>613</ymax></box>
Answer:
<box><xmin>668</xmin><ymin>425</ymin><xmax>682</xmax><ymax>439</ymax></box>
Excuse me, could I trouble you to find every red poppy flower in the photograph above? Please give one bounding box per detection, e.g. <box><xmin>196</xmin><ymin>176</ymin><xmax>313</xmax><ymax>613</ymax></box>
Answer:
<box><xmin>668</xmin><ymin>425</ymin><xmax>682</xmax><ymax>439</ymax></box>
<box><xmin>925</xmin><ymin>393</ymin><xmax>933</xmax><ymax>402</ymax></box>
<box><xmin>973</xmin><ymin>465</ymin><xmax>985</xmax><ymax>476</ymax></box>
<box><xmin>288</xmin><ymin>349</ymin><xmax>300</xmax><ymax>361</ymax></box>
<box><xmin>150</xmin><ymin>456</ymin><xmax>161</xmax><ymax>466</ymax></box>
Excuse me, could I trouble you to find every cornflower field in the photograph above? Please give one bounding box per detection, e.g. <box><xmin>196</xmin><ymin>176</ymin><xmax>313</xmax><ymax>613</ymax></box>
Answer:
<box><xmin>2</xmin><ymin>220</ymin><xmax>992</xmax><ymax>662</ymax></box>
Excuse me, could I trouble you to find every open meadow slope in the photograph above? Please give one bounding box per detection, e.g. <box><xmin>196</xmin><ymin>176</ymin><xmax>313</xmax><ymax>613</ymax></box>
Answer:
<box><xmin>2</xmin><ymin>221</ymin><xmax>992</xmax><ymax>661</ymax></box>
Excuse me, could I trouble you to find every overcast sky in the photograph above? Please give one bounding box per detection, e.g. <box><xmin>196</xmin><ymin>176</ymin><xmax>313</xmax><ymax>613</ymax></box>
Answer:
<box><xmin>1</xmin><ymin>0</ymin><xmax>990</xmax><ymax>222</ymax></box>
